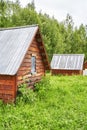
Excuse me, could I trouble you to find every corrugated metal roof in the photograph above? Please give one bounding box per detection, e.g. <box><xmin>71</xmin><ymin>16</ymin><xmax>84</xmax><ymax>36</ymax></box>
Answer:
<box><xmin>0</xmin><ymin>25</ymin><xmax>38</xmax><ymax>75</ymax></box>
<box><xmin>51</xmin><ymin>54</ymin><xmax>84</xmax><ymax>70</ymax></box>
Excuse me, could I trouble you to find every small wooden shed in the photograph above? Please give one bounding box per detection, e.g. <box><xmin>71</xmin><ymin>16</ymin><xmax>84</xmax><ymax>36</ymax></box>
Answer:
<box><xmin>0</xmin><ymin>25</ymin><xmax>50</xmax><ymax>103</ymax></box>
<box><xmin>51</xmin><ymin>54</ymin><xmax>84</xmax><ymax>75</ymax></box>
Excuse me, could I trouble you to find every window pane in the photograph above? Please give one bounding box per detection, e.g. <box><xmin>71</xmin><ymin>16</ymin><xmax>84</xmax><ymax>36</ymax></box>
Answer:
<box><xmin>31</xmin><ymin>56</ymin><xmax>36</xmax><ymax>74</ymax></box>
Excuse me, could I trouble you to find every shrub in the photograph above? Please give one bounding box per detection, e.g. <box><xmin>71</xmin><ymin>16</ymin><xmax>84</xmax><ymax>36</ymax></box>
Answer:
<box><xmin>34</xmin><ymin>76</ymin><xmax>51</xmax><ymax>100</ymax></box>
<box><xmin>16</xmin><ymin>83</ymin><xmax>36</xmax><ymax>104</ymax></box>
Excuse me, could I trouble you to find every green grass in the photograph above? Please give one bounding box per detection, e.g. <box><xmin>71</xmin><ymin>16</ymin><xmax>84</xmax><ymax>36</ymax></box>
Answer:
<box><xmin>0</xmin><ymin>75</ymin><xmax>87</xmax><ymax>130</ymax></box>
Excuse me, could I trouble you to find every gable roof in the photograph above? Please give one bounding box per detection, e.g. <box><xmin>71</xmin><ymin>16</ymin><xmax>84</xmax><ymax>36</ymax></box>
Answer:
<box><xmin>51</xmin><ymin>54</ymin><xmax>84</xmax><ymax>70</ymax></box>
<box><xmin>0</xmin><ymin>25</ymin><xmax>49</xmax><ymax>75</ymax></box>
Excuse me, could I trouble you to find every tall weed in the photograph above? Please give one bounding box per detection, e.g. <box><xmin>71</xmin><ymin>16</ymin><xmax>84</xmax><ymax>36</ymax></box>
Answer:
<box><xmin>34</xmin><ymin>76</ymin><xmax>51</xmax><ymax>100</ymax></box>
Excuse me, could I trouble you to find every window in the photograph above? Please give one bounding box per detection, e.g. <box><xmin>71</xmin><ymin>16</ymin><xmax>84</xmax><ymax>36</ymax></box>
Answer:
<box><xmin>31</xmin><ymin>56</ymin><xmax>36</xmax><ymax>74</ymax></box>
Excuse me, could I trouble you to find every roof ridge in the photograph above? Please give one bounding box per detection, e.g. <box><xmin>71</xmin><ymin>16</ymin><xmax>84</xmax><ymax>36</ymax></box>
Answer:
<box><xmin>0</xmin><ymin>24</ymin><xmax>38</xmax><ymax>31</ymax></box>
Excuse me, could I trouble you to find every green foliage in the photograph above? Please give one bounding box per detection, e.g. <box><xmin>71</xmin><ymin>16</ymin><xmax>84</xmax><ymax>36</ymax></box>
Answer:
<box><xmin>35</xmin><ymin>76</ymin><xmax>51</xmax><ymax>100</ymax></box>
<box><xmin>16</xmin><ymin>83</ymin><xmax>36</xmax><ymax>105</ymax></box>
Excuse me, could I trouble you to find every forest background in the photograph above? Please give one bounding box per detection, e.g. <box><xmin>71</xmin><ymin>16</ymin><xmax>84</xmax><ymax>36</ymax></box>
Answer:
<box><xmin>0</xmin><ymin>0</ymin><xmax>87</xmax><ymax>61</ymax></box>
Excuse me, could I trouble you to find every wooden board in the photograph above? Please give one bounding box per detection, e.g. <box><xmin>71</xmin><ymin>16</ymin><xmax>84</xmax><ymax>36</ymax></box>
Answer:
<box><xmin>0</xmin><ymin>75</ymin><xmax>17</xmax><ymax>103</ymax></box>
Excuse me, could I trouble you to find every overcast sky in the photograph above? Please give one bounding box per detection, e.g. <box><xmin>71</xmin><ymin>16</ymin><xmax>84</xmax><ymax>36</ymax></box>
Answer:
<box><xmin>15</xmin><ymin>0</ymin><xmax>87</xmax><ymax>27</ymax></box>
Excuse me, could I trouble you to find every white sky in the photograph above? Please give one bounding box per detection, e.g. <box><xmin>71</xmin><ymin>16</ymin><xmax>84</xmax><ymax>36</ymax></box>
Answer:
<box><xmin>14</xmin><ymin>0</ymin><xmax>87</xmax><ymax>27</ymax></box>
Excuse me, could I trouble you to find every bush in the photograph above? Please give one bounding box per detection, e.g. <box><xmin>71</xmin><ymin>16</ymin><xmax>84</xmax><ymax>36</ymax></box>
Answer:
<box><xmin>34</xmin><ymin>76</ymin><xmax>51</xmax><ymax>100</ymax></box>
<box><xmin>16</xmin><ymin>76</ymin><xmax>51</xmax><ymax>104</ymax></box>
<box><xmin>16</xmin><ymin>83</ymin><xmax>36</xmax><ymax>104</ymax></box>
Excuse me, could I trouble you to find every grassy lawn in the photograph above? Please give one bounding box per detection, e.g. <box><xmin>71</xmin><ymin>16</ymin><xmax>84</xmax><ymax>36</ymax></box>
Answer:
<box><xmin>0</xmin><ymin>75</ymin><xmax>87</xmax><ymax>130</ymax></box>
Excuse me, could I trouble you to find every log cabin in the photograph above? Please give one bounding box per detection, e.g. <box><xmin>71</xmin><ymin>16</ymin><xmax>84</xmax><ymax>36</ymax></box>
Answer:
<box><xmin>51</xmin><ymin>54</ymin><xmax>84</xmax><ymax>75</ymax></box>
<box><xmin>0</xmin><ymin>25</ymin><xmax>50</xmax><ymax>103</ymax></box>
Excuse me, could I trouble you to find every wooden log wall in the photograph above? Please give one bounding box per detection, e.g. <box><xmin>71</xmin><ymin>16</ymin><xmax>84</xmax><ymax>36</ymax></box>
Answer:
<box><xmin>51</xmin><ymin>69</ymin><xmax>83</xmax><ymax>75</ymax></box>
<box><xmin>17</xmin><ymin>36</ymin><xmax>46</xmax><ymax>87</ymax></box>
<box><xmin>83</xmin><ymin>61</ymin><xmax>87</xmax><ymax>70</ymax></box>
<box><xmin>0</xmin><ymin>75</ymin><xmax>16</xmax><ymax>103</ymax></box>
